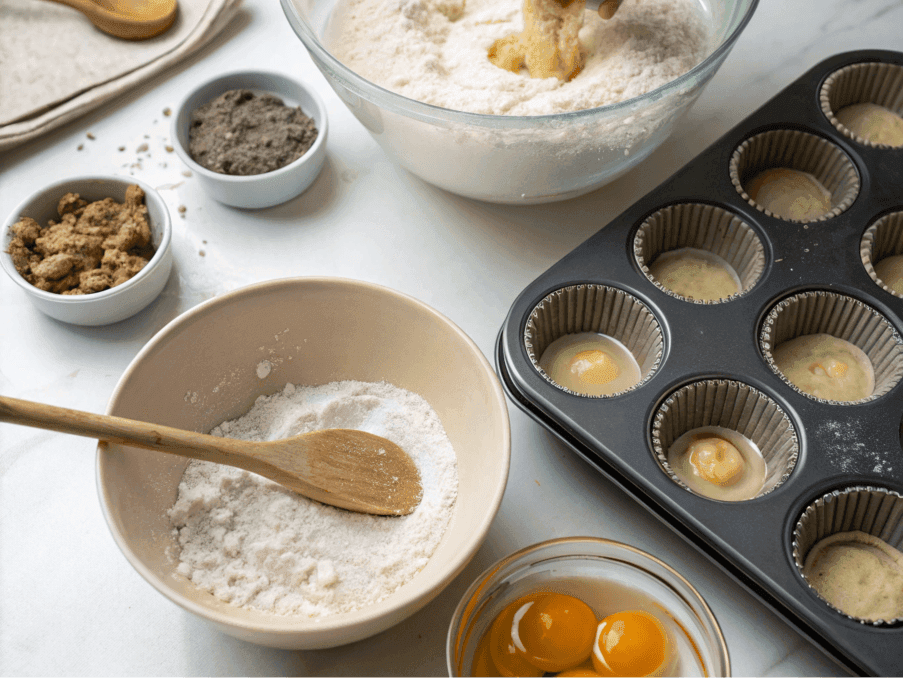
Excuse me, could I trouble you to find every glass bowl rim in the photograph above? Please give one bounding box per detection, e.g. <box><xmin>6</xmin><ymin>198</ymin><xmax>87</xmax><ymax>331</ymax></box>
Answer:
<box><xmin>280</xmin><ymin>0</ymin><xmax>760</xmax><ymax>127</ymax></box>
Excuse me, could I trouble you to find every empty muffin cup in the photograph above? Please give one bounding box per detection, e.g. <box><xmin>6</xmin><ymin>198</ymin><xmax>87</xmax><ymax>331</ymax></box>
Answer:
<box><xmin>760</xmin><ymin>291</ymin><xmax>903</xmax><ymax>404</ymax></box>
<box><xmin>862</xmin><ymin>211</ymin><xmax>903</xmax><ymax>297</ymax></box>
<box><xmin>634</xmin><ymin>203</ymin><xmax>765</xmax><ymax>304</ymax></box>
<box><xmin>730</xmin><ymin>130</ymin><xmax>860</xmax><ymax>223</ymax></box>
<box><xmin>792</xmin><ymin>486</ymin><xmax>903</xmax><ymax>624</ymax></box>
<box><xmin>651</xmin><ymin>379</ymin><xmax>798</xmax><ymax>501</ymax></box>
<box><xmin>820</xmin><ymin>62</ymin><xmax>903</xmax><ymax>149</ymax></box>
<box><xmin>524</xmin><ymin>284</ymin><xmax>663</xmax><ymax>398</ymax></box>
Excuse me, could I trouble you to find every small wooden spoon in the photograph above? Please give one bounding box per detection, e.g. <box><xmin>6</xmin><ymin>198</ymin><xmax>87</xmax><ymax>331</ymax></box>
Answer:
<box><xmin>0</xmin><ymin>395</ymin><xmax>423</xmax><ymax>516</ymax></box>
<box><xmin>43</xmin><ymin>0</ymin><xmax>178</xmax><ymax>40</ymax></box>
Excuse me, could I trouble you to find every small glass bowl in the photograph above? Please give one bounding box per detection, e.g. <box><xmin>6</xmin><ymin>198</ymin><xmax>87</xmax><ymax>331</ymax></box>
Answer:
<box><xmin>447</xmin><ymin>537</ymin><xmax>730</xmax><ymax>677</ymax></box>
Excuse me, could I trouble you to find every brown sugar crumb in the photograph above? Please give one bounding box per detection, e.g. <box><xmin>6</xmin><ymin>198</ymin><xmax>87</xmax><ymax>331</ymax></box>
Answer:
<box><xmin>163</xmin><ymin>107</ymin><xmax>172</xmax><ymax>117</ymax></box>
<box><xmin>6</xmin><ymin>185</ymin><xmax>156</xmax><ymax>295</ymax></box>
<box><xmin>77</xmin><ymin>144</ymin><xmax>84</xmax><ymax>151</ymax></box>
<box><xmin>118</xmin><ymin>146</ymin><xmax>126</xmax><ymax>152</ymax></box>
<box><xmin>87</xmin><ymin>132</ymin><xmax>96</xmax><ymax>140</ymax></box>
<box><xmin>137</xmin><ymin>143</ymin><xmax>149</xmax><ymax>153</ymax></box>
<box><xmin>165</xmin><ymin>145</ymin><xmax>174</xmax><ymax>153</ymax></box>
<box><xmin>178</xmin><ymin>205</ymin><xmax>187</xmax><ymax>214</ymax></box>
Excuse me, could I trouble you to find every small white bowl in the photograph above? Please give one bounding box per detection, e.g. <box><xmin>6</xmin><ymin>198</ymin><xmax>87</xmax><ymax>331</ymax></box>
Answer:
<box><xmin>1</xmin><ymin>175</ymin><xmax>173</xmax><ymax>326</ymax></box>
<box><xmin>171</xmin><ymin>70</ymin><xmax>328</xmax><ymax>209</ymax></box>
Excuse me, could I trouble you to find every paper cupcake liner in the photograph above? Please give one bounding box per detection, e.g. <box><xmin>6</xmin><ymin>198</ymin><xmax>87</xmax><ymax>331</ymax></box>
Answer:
<box><xmin>650</xmin><ymin>379</ymin><xmax>798</xmax><ymax>499</ymax></box>
<box><xmin>524</xmin><ymin>284</ymin><xmax>663</xmax><ymax>398</ymax></box>
<box><xmin>634</xmin><ymin>203</ymin><xmax>765</xmax><ymax>304</ymax></box>
<box><xmin>820</xmin><ymin>61</ymin><xmax>903</xmax><ymax>149</ymax></box>
<box><xmin>760</xmin><ymin>291</ymin><xmax>903</xmax><ymax>404</ymax></box>
<box><xmin>729</xmin><ymin>129</ymin><xmax>860</xmax><ymax>222</ymax></box>
<box><xmin>792</xmin><ymin>486</ymin><xmax>903</xmax><ymax>625</ymax></box>
<box><xmin>861</xmin><ymin>211</ymin><xmax>903</xmax><ymax>297</ymax></box>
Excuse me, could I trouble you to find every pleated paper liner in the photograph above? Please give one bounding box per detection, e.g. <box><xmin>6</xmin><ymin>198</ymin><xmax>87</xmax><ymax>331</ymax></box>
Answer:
<box><xmin>729</xmin><ymin>129</ymin><xmax>860</xmax><ymax>223</ymax></box>
<box><xmin>650</xmin><ymin>379</ymin><xmax>798</xmax><ymax>499</ymax></box>
<box><xmin>524</xmin><ymin>284</ymin><xmax>663</xmax><ymax>398</ymax></box>
<box><xmin>862</xmin><ymin>210</ymin><xmax>903</xmax><ymax>297</ymax></box>
<box><xmin>792</xmin><ymin>486</ymin><xmax>903</xmax><ymax>625</ymax></box>
<box><xmin>633</xmin><ymin>202</ymin><xmax>765</xmax><ymax>304</ymax></box>
<box><xmin>760</xmin><ymin>290</ymin><xmax>903</xmax><ymax>405</ymax></box>
<box><xmin>820</xmin><ymin>61</ymin><xmax>903</xmax><ymax>149</ymax></box>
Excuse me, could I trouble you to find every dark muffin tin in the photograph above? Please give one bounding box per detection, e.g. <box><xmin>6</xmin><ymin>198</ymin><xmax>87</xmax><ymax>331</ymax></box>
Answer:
<box><xmin>497</xmin><ymin>50</ymin><xmax>903</xmax><ymax>676</ymax></box>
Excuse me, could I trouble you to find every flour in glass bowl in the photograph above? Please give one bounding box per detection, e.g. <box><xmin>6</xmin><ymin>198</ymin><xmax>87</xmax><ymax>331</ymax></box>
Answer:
<box><xmin>167</xmin><ymin>380</ymin><xmax>458</xmax><ymax>617</ymax></box>
<box><xmin>327</xmin><ymin>0</ymin><xmax>712</xmax><ymax>116</ymax></box>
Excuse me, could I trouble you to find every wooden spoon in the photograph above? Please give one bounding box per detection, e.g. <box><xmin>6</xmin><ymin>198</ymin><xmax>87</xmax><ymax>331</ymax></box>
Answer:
<box><xmin>43</xmin><ymin>0</ymin><xmax>178</xmax><ymax>40</ymax></box>
<box><xmin>0</xmin><ymin>395</ymin><xmax>423</xmax><ymax>516</ymax></box>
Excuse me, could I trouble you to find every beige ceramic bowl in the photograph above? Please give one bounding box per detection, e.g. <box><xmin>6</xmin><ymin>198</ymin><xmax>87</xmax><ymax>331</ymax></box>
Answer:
<box><xmin>97</xmin><ymin>277</ymin><xmax>510</xmax><ymax>649</ymax></box>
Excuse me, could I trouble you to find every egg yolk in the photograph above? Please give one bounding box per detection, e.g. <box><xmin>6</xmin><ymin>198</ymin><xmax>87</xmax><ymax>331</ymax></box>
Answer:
<box><xmin>591</xmin><ymin>610</ymin><xmax>669</xmax><ymax>677</ymax></box>
<box><xmin>472</xmin><ymin>629</ymin><xmax>503</xmax><ymax>677</ymax></box>
<box><xmin>809</xmin><ymin>358</ymin><xmax>848</xmax><ymax>379</ymax></box>
<box><xmin>489</xmin><ymin>595</ymin><xmax>544</xmax><ymax>677</ymax></box>
<box><xmin>556</xmin><ymin>659</ymin><xmax>604</xmax><ymax>676</ymax></box>
<box><xmin>515</xmin><ymin>594</ymin><xmax>598</xmax><ymax>672</ymax></box>
<box><xmin>687</xmin><ymin>436</ymin><xmax>744</xmax><ymax>486</ymax></box>
<box><xmin>570</xmin><ymin>350</ymin><xmax>620</xmax><ymax>385</ymax></box>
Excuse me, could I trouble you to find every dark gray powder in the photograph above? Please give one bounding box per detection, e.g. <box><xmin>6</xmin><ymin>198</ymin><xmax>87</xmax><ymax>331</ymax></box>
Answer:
<box><xmin>188</xmin><ymin>90</ymin><xmax>318</xmax><ymax>176</ymax></box>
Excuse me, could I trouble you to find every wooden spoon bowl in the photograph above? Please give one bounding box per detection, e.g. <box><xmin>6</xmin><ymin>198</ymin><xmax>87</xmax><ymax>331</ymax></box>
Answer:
<box><xmin>44</xmin><ymin>0</ymin><xmax>178</xmax><ymax>40</ymax></box>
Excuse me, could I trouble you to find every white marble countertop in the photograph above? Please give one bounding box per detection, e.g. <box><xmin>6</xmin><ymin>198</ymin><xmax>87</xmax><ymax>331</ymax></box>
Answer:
<box><xmin>1</xmin><ymin>0</ymin><xmax>900</xmax><ymax>674</ymax></box>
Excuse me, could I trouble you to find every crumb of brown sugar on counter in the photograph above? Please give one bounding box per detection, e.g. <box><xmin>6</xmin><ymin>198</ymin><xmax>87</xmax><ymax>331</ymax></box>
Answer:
<box><xmin>87</xmin><ymin>132</ymin><xmax>95</xmax><ymax>140</ymax></box>
<box><xmin>165</xmin><ymin>145</ymin><xmax>174</xmax><ymax>153</ymax></box>
<box><xmin>118</xmin><ymin>146</ymin><xmax>126</xmax><ymax>152</ymax></box>
<box><xmin>163</xmin><ymin>107</ymin><xmax>172</xmax><ymax>117</ymax></box>
<box><xmin>137</xmin><ymin>143</ymin><xmax>149</xmax><ymax>153</ymax></box>
<box><xmin>77</xmin><ymin>144</ymin><xmax>84</xmax><ymax>151</ymax></box>
<box><xmin>182</xmin><ymin>170</ymin><xmax>193</xmax><ymax>177</ymax></box>
<box><xmin>199</xmin><ymin>250</ymin><xmax>206</xmax><ymax>257</ymax></box>
<box><xmin>7</xmin><ymin>185</ymin><xmax>155</xmax><ymax>295</ymax></box>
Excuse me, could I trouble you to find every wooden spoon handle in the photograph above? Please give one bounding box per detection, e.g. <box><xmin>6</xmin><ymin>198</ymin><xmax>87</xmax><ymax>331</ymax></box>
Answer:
<box><xmin>0</xmin><ymin>395</ymin><xmax>248</xmax><ymax>467</ymax></box>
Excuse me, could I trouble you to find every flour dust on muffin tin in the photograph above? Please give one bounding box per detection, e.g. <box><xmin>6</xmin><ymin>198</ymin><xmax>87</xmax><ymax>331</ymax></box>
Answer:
<box><xmin>168</xmin><ymin>380</ymin><xmax>458</xmax><ymax>617</ymax></box>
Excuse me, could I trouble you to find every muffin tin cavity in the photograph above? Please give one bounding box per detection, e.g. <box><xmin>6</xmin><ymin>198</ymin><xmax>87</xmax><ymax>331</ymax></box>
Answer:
<box><xmin>821</xmin><ymin>62</ymin><xmax>903</xmax><ymax>149</ymax></box>
<box><xmin>792</xmin><ymin>487</ymin><xmax>903</xmax><ymax>624</ymax></box>
<box><xmin>730</xmin><ymin>129</ymin><xmax>860</xmax><ymax>222</ymax></box>
<box><xmin>524</xmin><ymin>285</ymin><xmax>663</xmax><ymax>398</ymax></box>
<box><xmin>651</xmin><ymin>379</ymin><xmax>798</xmax><ymax>500</ymax></box>
<box><xmin>862</xmin><ymin>211</ymin><xmax>903</xmax><ymax>297</ymax></box>
<box><xmin>634</xmin><ymin>203</ymin><xmax>765</xmax><ymax>304</ymax></box>
<box><xmin>760</xmin><ymin>291</ymin><xmax>903</xmax><ymax>404</ymax></box>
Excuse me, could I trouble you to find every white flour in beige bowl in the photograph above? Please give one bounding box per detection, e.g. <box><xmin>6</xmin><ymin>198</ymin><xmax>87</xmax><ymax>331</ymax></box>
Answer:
<box><xmin>167</xmin><ymin>380</ymin><xmax>458</xmax><ymax>618</ymax></box>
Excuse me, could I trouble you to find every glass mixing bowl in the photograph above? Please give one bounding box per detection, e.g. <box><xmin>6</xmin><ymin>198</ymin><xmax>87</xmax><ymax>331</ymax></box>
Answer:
<box><xmin>447</xmin><ymin>537</ymin><xmax>730</xmax><ymax>676</ymax></box>
<box><xmin>281</xmin><ymin>0</ymin><xmax>757</xmax><ymax>204</ymax></box>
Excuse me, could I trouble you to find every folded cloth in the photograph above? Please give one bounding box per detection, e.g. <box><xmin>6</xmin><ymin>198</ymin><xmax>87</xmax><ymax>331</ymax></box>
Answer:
<box><xmin>0</xmin><ymin>0</ymin><xmax>243</xmax><ymax>152</ymax></box>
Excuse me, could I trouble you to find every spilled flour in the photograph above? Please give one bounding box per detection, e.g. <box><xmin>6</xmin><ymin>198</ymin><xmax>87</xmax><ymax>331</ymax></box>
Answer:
<box><xmin>167</xmin><ymin>380</ymin><xmax>458</xmax><ymax>617</ymax></box>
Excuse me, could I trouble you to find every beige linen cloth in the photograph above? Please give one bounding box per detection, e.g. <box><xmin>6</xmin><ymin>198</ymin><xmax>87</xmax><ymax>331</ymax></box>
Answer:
<box><xmin>0</xmin><ymin>0</ymin><xmax>243</xmax><ymax>152</ymax></box>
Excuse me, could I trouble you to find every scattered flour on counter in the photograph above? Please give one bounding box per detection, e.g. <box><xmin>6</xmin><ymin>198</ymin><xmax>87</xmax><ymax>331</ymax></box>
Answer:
<box><xmin>327</xmin><ymin>0</ymin><xmax>711</xmax><ymax>116</ymax></box>
<box><xmin>167</xmin><ymin>380</ymin><xmax>458</xmax><ymax>617</ymax></box>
